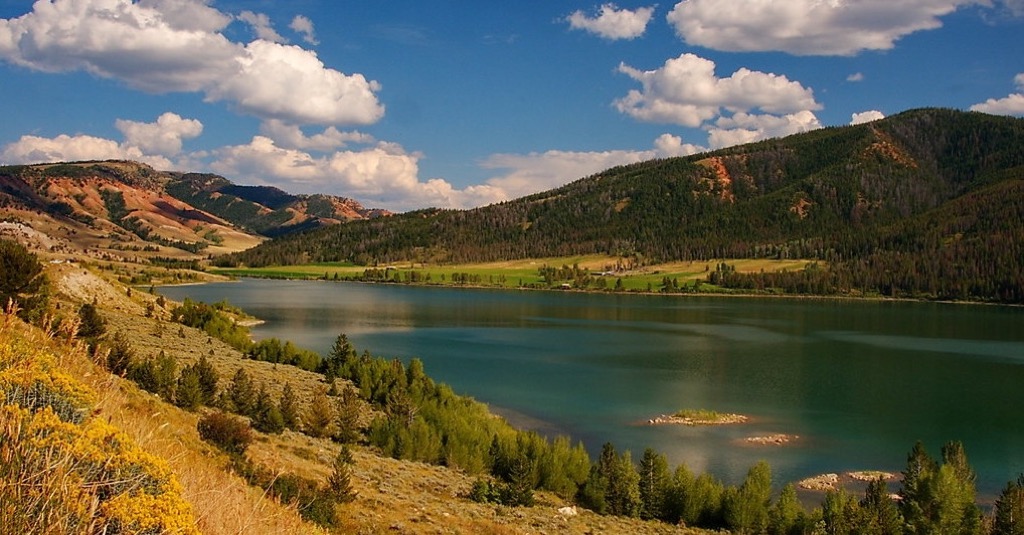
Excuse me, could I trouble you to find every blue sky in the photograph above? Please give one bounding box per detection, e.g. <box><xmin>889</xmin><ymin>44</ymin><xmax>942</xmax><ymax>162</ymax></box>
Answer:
<box><xmin>1</xmin><ymin>1</ymin><xmax>1022</xmax><ymax>212</ymax></box>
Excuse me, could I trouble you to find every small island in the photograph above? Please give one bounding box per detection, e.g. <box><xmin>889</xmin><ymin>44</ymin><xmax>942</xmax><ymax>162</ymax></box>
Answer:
<box><xmin>646</xmin><ymin>408</ymin><xmax>748</xmax><ymax>426</ymax></box>
<box><xmin>742</xmin><ymin>433</ymin><xmax>798</xmax><ymax>446</ymax></box>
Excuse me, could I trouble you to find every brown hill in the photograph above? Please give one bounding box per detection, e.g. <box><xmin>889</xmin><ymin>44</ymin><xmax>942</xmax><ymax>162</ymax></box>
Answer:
<box><xmin>0</xmin><ymin>160</ymin><xmax>390</xmax><ymax>264</ymax></box>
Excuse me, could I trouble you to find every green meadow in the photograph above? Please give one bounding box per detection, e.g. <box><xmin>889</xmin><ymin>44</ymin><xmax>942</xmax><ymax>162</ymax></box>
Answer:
<box><xmin>211</xmin><ymin>255</ymin><xmax>816</xmax><ymax>293</ymax></box>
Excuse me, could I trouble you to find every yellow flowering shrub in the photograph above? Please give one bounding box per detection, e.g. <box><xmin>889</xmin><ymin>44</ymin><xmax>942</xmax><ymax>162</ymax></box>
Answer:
<box><xmin>0</xmin><ymin>313</ymin><xmax>199</xmax><ymax>534</ymax></box>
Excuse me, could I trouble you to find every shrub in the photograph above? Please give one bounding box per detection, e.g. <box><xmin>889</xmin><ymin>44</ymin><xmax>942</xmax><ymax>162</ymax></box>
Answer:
<box><xmin>197</xmin><ymin>410</ymin><xmax>253</xmax><ymax>457</ymax></box>
<box><xmin>0</xmin><ymin>315</ymin><xmax>199</xmax><ymax>534</ymax></box>
<box><xmin>104</xmin><ymin>331</ymin><xmax>135</xmax><ymax>376</ymax></box>
<box><xmin>0</xmin><ymin>239</ymin><xmax>49</xmax><ymax>323</ymax></box>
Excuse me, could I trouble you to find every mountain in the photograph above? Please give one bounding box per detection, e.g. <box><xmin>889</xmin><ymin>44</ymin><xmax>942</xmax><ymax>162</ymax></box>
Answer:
<box><xmin>0</xmin><ymin>160</ymin><xmax>389</xmax><ymax>260</ymax></box>
<box><xmin>221</xmin><ymin>108</ymin><xmax>1024</xmax><ymax>302</ymax></box>
<box><xmin>164</xmin><ymin>172</ymin><xmax>390</xmax><ymax>237</ymax></box>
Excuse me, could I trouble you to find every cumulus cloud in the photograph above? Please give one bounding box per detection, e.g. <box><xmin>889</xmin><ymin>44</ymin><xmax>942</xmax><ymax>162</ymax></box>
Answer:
<box><xmin>615</xmin><ymin>53</ymin><xmax>821</xmax><ymax>127</ymax></box>
<box><xmin>970</xmin><ymin>73</ymin><xmax>1024</xmax><ymax>116</ymax></box>
<box><xmin>653</xmin><ymin>134</ymin><xmax>706</xmax><ymax>157</ymax></box>
<box><xmin>847</xmin><ymin>72</ymin><xmax>865</xmax><ymax>82</ymax></box>
<box><xmin>290</xmin><ymin>15</ymin><xmax>319</xmax><ymax>45</ymax></box>
<box><xmin>566</xmin><ymin>3</ymin><xmax>655</xmax><ymax>40</ymax></box>
<box><xmin>0</xmin><ymin>134</ymin><xmax>173</xmax><ymax>169</ymax></box>
<box><xmin>851</xmin><ymin>110</ymin><xmax>886</xmax><ymax>124</ymax></box>
<box><xmin>707</xmin><ymin>111</ymin><xmax>822</xmax><ymax>149</ymax></box>
<box><xmin>0</xmin><ymin>0</ymin><xmax>383</xmax><ymax>126</ymax></box>
<box><xmin>115</xmin><ymin>112</ymin><xmax>203</xmax><ymax>155</ymax></box>
<box><xmin>208</xmin><ymin>136</ymin><xmax>486</xmax><ymax>211</ymax></box>
<box><xmin>259</xmin><ymin>120</ymin><xmax>374</xmax><ymax>152</ymax></box>
<box><xmin>238</xmin><ymin>11</ymin><xmax>286</xmax><ymax>43</ymax></box>
<box><xmin>666</xmin><ymin>0</ymin><xmax>979</xmax><ymax>56</ymax></box>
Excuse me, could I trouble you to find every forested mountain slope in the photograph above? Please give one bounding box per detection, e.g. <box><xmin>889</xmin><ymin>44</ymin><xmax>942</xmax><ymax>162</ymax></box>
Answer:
<box><xmin>220</xmin><ymin>109</ymin><xmax>1024</xmax><ymax>302</ymax></box>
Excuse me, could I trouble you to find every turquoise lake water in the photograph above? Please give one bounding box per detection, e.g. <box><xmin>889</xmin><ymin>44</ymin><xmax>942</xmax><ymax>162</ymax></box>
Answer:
<box><xmin>161</xmin><ymin>279</ymin><xmax>1024</xmax><ymax>499</ymax></box>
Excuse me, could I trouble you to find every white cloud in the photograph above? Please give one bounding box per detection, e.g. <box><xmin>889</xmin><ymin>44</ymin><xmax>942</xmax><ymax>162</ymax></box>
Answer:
<box><xmin>847</xmin><ymin>72</ymin><xmax>865</xmax><ymax>82</ymax></box>
<box><xmin>290</xmin><ymin>15</ymin><xmax>319</xmax><ymax>45</ymax></box>
<box><xmin>238</xmin><ymin>11</ymin><xmax>286</xmax><ymax>43</ymax></box>
<box><xmin>707</xmin><ymin>110</ymin><xmax>823</xmax><ymax>149</ymax></box>
<box><xmin>615</xmin><ymin>54</ymin><xmax>821</xmax><ymax>127</ymax></box>
<box><xmin>851</xmin><ymin>110</ymin><xmax>886</xmax><ymax>124</ymax></box>
<box><xmin>207</xmin><ymin>40</ymin><xmax>384</xmax><ymax>125</ymax></box>
<box><xmin>209</xmin><ymin>136</ymin><xmax>487</xmax><ymax>211</ymax></box>
<box><xmin>0</xmin><ymin>0</ymin><xmax>383</xmax><ymax>126</ymax></box>
<box><xmin>115</xmin><ymin>112</ymin><xmax>203</xmax><ymax>155</ymax></box>
<box><xmin>970</xmin><ymin>73</ymin><xmax>1024</xmax><ymax>116</ymax></box>
<box><xmin>480</xmin><ymin>149</ymin><xmax>653</xmax><ymax>199</ymax></box>
<box><xmin>260</xmin><ymin>120</ymin><xmax>374</xmax><ymax>152</ymax></box>
<box><xmin>666</xmin><ymin>0</ymin><xmax>980</xmax><ymax>56</ymax></box>
<box><xmin>0</xmin><ymin>134</ymin><xmax>172</xmax><ymax>169</ymax></box>
<box><xmin>653</xmin><ymin>134</ymin><xmax>706</xmax><ymax>157</ymax></box>
<box><xmin>566</xmin><ymin>3</ymin><xmax>655</xmax><ymax>40</ymax></box>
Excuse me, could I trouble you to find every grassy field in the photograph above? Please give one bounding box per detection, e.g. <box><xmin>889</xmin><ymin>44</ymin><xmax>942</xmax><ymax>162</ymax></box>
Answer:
<box><xmin>211</xmin><ymin>255</ymin><xmax>817</xmax><ymax>293</ymax></box>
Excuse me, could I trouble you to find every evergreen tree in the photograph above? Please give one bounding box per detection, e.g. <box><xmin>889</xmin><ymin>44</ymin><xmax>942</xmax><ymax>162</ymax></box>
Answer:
<box><xmin>104</xmin><ymin>331</ymin><xmax>135</xmax><ymax>376</ymax></box>
<box><xmin>993</xmin><ymin>475</ymin><xmax>1024</xmax><ymax>535</ymax></box>
<box><xmin>725</xmin><ymin>461</ymin><xmax>772</xmax><ymax>534</ymax></box>
<box><xmin>76</xmin><ymin>302</ymin><xmax>106</xmax><ymax>340</ymax></box>
<box><xmin>637</xmin><ymin>447</ymin><xmax>670</xmax><ymax>520</ymax></box>
<box><xmin>900</xmin><ymin>441</ymin><xmax>939</xmax><ymax>534</ymax></box>
<box><xmin>326</xmin><ymin>445</ymin><xmax>357</xmax><ymax>504</ymax></box>
<box><xmin>279</xmin><ymin>382</ymin><xmax>300</xmax><ymax>431</ymax></box>
<box><xmin>304</xmin><ymin>388</ymin><xmax>336</xmax><ymax>439</ymax></box>
<box><xmin>605</xmin><ymin>448</ymin><xmax>641</xmax><ymax>517</ymax></box>
<box><xmin>821</xmin><ymin>487</ymin><xmax>860</xmax><ymax>535</ymax></box>
<box><xmin>576</xmin><ymin>465</ymin><xmax>609</xmax><ymax>515</ymax></box>
<box><xmin>224</xmin><ymin>368</ymin><xmax>256</xmax><ymax>417</ymax></box>
<box><xmin>194</xmin><ymin>355</ymin><xmax>219</xmax><ymax>405</ymax></box>
<box><xmin>175</xmin><ymin>365</ymin><xmax>203</xmax><ymax>411</ymax></box>
<box><xmin>252</xmin><ymin>382</ymin><xmax>285</xmax><ymax>434</ymax></box>
<box><xmin>501</xmin><ymin>453</ymin><xmax>535</xmax><ymax>507</ymax></box>
<box><xmin>768</xmin><ymin>483</ymin><xmax>803</xmax><ymax>535</ymax></box>
<box><xmin>335</xmin><ymin>386</ymin><xmax>361</xmax><ymax>444</ymax></box>
<box><xmin>858</xmin><ymin>477</ymin><xmax>903</xmax><ymax>535</ymax></box>
<box><xmin>0</xmin><ymin>239</ymin><xmax>49</xmax><ymax>322</ymax></box>
<box><xmin>321</xmin><ymin>333</ymin><xmax>355</xmax><ymax>378</ymax></box>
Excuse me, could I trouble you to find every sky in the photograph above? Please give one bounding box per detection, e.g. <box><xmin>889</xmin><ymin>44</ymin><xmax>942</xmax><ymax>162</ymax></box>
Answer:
<box><xmin>1</xmin><ymin>1</ymin><xmax>1023</xmax><ymax>212</ymax></box>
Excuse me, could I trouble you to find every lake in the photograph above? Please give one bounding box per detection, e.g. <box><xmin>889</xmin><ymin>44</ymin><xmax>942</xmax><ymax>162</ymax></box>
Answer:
<box><xmin>160</xmin><ymin>279</ymin><xmax>1024</xmax><ymax>499</ymax></box>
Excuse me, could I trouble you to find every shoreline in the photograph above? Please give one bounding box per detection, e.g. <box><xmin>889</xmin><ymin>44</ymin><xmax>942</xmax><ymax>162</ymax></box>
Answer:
<box><xmin>193</xmin><ymin>272</ymin><xmax>1019</xmax><ymax>309</ymax></box>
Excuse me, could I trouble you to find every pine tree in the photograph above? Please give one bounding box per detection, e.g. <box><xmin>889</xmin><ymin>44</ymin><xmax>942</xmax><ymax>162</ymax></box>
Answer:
<box><xmin>993</xmin><ymin>475</ymin><xmax>1024</xmax><ymax>535</ymax></box>
<box><xmin>900</xmin><ymin>441</ymin><xmax>938</xmax><ymax>534</ymax></box>
<box><xmin>637</xmin><ymin>447</ymin><xmax>669</xmax><ymax>520</ymax></box>
<box><xmin>225</xmin><ymin>368</ymin><xmax>256</xmax><ymax>417</ymax></box>
<box><xmin>725</xmin><ymin>461</ymin><xmax>772</xmax><ymax>534</ymax></box>
<box><xmin>768</xmin><ymin>483</ymin><xmax>803</xmax><ymax>535</ymax></box>
<box><xmin>821</xmin><ymin>487</ymin><xmax>859</xmax><ymax>535</ymax></box>
<box><xmin>605</xmin><ymin>449</ymin><xmax>641</xmax><ymax>517</ymax></box>
<box><xmin>0</xmin><ymin>239</ymin><xmax>49</xmax><ymax>322</ymax></box>
<box><xmin>76</xmin><ymin>302</ymin><xmax>106</xmax><ymax>340</ymax></box>
<box><xmin>858</xmin><ymin>477</ymin><xmax>903</xmax><ymax>535</ymax></box>
<box><xmin>104</xmin><ymin>331</ymin><xmax>135</xmax><ymax>376</ymax></box>
<box><xmin>279</xmin><ymin>382</ymin><xmax>300</xmax><ymax>430</ymax></box>
<box><xmin>252</xmin><ymin>382</ymin><xmax>285</xmax><ymax>434</ymax></box>
<box><xmin>175</xmin><ymin>366</ymin><xmax>203</xmax><ymax>411</ymax></box>
<box><xmin>194</xmin><ymin>355</ymin><xmax>219</xmax><ymax>405</ymax></box>
<box><xmin>335</xmin><ymin>387</ymin><xmax>361</xmax><ymax>444</ymax></box>
<box><xmin>304</xmin><ymin>388</ymin><xmax>336</xmax><ymax>439</ymax></box>
<box><xmin>326</xmin><ymin>445</ymin><xmax>357</xmax><ymax>504</ymax></box>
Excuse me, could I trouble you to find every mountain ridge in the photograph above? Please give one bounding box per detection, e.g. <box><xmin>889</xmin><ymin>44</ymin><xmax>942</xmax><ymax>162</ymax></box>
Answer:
<box><xmin>0</xmin><ymin>160</ymin><xmax>391</xmax><ymax>260</ymax></box>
